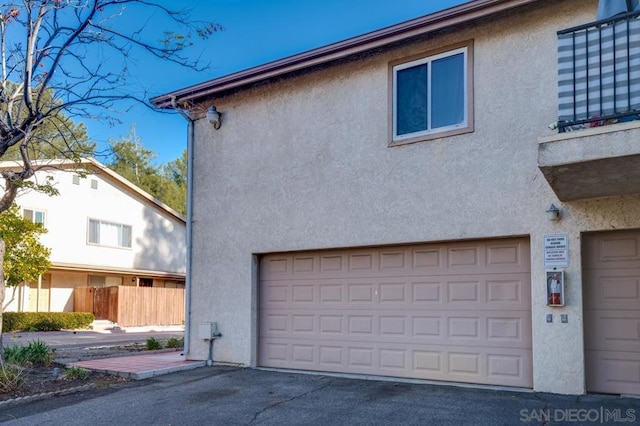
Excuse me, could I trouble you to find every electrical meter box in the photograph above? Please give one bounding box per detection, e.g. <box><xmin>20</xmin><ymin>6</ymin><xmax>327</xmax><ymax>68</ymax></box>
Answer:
<box><xmin>198</xmin><ymin>322</ymin><xmax>219</xmax><ymax>340</ymax></box>
<box><xmin>546</xmin><ymin>270</ymin><xmax>565</xmax><ymax>307</ymax></box>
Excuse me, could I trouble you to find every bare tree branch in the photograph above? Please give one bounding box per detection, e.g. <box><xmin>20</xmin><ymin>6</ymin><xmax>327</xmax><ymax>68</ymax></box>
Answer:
<box><xmin>0</xmin><ymin>0</ymin><xmax>219</xmax><ymax>209</ymax></box>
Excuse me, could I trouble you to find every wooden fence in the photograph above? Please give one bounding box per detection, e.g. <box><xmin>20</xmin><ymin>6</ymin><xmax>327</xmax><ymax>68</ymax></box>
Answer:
<box><xmin>74</xmin><ymin>286</ymin><xmax>185</xmax><ymax>327</ymax></box>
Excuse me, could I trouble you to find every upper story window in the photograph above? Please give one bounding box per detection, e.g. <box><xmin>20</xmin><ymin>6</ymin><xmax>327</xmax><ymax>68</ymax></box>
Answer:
<box><xmin>88</xmin><ymin>219</ymin><xmax>132</xmax><ymax>249</ymax></box>
<box><xmin>90</xmin><ymin>179</ymin><xmax>98</xmax><ymax>189</ymax></box>
<box><xmin>390</xmin><ymin>41</ymin><xmax>473</xmax><ymax>145</ymax></box>
<box><xmin>23</xmin><ymin>208</ymin><xmax>45</xmax><ymax>225</ymax></box>
<box><xmin>72</xmin><ymin>175</ymin><xmax>80</xmax><ymax>185</ymax></box>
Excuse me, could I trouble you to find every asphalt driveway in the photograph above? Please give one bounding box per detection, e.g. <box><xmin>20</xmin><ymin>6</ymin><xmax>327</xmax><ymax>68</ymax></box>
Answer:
<box><xmin>1</xmin><ymin>366</ymin><xmax>639</xmax><ymax>425</ymax></box>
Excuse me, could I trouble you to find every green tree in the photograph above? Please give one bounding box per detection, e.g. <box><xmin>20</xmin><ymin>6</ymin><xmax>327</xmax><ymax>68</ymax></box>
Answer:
<box><xmin>0</xmin><ymin>204</ymin><xmax>51</xmax><ymax>307</ymax></box>
<box><xmin>108</xmin><ymin>126</ymin><xmax>161</xmax><ymax>189</ymax></box>
<box><xmin>2</xmin><ymin>89</ymin><xmax>95</xmax><ymax>162</ymax></box>
<box><xmin>0</xmin><ymin>1</ymin><xmax>219</xmax><ymax>355</ymax></box>
<box><xmin>161</xmin><ymin>149</ymin><xmax>187</xmax><ymax>215</ymax></box>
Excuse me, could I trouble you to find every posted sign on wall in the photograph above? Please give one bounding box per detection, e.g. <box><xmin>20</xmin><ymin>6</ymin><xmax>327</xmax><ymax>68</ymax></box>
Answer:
<box><xmin>544</xmin><ymin>233</ymin><xmax>569</xmax><ymax>268</ymax></box>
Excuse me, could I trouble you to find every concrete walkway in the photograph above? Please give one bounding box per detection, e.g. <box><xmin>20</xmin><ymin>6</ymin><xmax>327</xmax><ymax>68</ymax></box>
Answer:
<box><xmin>69</xmin><ymin>351</ymin><xmax>206</xmax><ymax>379</ymax></box>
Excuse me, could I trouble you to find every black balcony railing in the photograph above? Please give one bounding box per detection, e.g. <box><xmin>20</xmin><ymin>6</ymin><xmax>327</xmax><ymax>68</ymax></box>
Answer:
<box><xmin>557</xmin><ymin>11</ymin><xmax>640</xmax><ymax>132</ymax></box>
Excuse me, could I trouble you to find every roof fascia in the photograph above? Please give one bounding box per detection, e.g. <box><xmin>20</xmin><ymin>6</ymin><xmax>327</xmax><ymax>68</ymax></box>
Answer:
<box><xmin>151</xmin><ymin>0</ymin><xmax>537</xmax><ymax>108</ymax></box>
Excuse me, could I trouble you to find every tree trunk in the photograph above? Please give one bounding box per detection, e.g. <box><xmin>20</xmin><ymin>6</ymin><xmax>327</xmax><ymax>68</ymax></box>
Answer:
<box><xmin>0</xmin><ymin>240</ymin><xmax>5</xmax><ymax>361</ymax></box>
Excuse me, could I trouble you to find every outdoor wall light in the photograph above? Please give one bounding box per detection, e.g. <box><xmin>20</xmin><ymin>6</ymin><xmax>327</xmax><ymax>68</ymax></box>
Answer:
<box><xmin>206</xmin><ymin>106</ymin><xmax>222</xmax><ymax>129</ymax></box>
<box><xmin>546</xmin><ymin>203</ymin><xmax>561</xmax><ymax>221</ymax></box>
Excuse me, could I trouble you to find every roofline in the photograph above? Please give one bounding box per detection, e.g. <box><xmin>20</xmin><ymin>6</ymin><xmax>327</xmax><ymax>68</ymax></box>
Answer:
<box><xmin>49</xmin><ymin>262</ymin><xmax>186</xmax><ymax>280</ymax></box>
<box><xmin>151</xmin><ymin>0</ymin><xmax>538</xmax><ymax>108</ymax></box>
<box><xmin>0</xmin><ymin>158</ymin><xmax>186</xmax><ymax>224</ymax></box>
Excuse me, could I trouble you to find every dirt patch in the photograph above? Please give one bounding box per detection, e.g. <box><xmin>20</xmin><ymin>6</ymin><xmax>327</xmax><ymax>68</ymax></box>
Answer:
<box><xmin>0</xmin><ymin>365</ymin><xmax>126</xmax><ymax>402</ymax></box>
<box><xmin>0</xmin><ymin>343</ymin><xmax>180</xmax><ymax>402</ymax></box>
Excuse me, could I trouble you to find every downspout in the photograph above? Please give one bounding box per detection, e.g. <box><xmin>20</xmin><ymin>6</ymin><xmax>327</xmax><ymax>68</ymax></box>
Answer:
<box><xmin>172</xmin><ymin>97</ymin><xmax>195</xmax><ymax>357</ymax></box>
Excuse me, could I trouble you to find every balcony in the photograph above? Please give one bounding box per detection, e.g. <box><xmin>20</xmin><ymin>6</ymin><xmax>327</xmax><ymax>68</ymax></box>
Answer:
<box><xmin>538</xmin><ymin>11</ymin><xmax>640</xmax><ymax>201</ymax></box>
<box><xmin>557</xmin><ymin>11</ymin><xmax>640</xmax><ymax>131</ymax></box>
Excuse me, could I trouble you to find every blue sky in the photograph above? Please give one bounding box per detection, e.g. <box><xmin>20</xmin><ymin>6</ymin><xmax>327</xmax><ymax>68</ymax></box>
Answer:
<box><xmin>86</xmin><ymin>0</ymin><xmax>467</xmax><ymax>164</ymax></box>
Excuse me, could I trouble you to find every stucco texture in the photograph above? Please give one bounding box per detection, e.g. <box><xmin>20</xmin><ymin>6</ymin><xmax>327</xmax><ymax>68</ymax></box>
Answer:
<box><xmin>187</xmin><ymin>0</ymin><xmax>640</xmax><ymax>395</ymax></box>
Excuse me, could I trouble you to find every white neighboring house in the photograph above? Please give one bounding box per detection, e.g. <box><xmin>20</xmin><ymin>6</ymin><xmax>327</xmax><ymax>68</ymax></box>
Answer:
<box><xmin>1</xmin><ymin>158</ymin><xmax>186</xmax><ymax>313</ymax></box>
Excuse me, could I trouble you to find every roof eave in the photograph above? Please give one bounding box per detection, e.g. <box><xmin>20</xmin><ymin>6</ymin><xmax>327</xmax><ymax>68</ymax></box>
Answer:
<box><xmin>150</xmin><ymin>0</ymin><xmax>538</xmax><ymax>109</ymax></box>
<box><xmin>0</xmin><ymin>158</ymin><xmax>186</xmax><ymax>224</ymax></box>
<box><xmin>49</xmin><ymin>262</ymin><xmax>186</xmax><ymax>280</ymax></box>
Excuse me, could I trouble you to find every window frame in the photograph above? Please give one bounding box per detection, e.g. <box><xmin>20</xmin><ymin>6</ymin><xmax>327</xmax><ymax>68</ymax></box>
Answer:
<box><xmin>388</xmin><ymin>40</ymin><xmax>474</xmax><ymax>146</ymax></box>
<box><xmin>87</xmin><ymin>218</ymin><xmax>133</xmax><ymax>249</ymax></box>
<box><xmin>23</xmin><ymin>208</ymin><xmax>46</xmax><ymax>225</ymax></box>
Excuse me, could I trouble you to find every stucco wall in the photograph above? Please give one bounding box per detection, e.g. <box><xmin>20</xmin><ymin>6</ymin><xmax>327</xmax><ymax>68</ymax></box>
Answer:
<box><xmin>49</xmin><ymin>271</ymin><xmax>87</xmax><ymax>312</ymax></box>
<box><xmin>3</xmin><ymin>283</ymin><xmax>28</xmax><ymax>312</ymax></box>
<box><xmin>188</xmin><ymin>0</ymin><xmax>639</xmax><ymax>395</ymax></box>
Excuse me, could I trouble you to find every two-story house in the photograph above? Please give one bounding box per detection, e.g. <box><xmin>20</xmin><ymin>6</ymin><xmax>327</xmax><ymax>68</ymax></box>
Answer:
<box><xmin>151</xmin><ymin>0</ymin><xmax>640</xmax><ymax>396</ymax></box>
<box><xmin>2</xmin><ymin>158</ymin><xmax>186</xmax><ymax>314</ymax></box>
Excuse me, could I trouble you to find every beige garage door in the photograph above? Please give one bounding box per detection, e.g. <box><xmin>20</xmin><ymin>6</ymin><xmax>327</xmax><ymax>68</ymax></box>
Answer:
<box><xmin>259</xmin><ymin>238</ymin><xmax>532</xmax><ymax>387</ymax></box>
<box><xmin>584</xmin><ymin>230</ymin><xmax>640</xmax><ymax>395</ymax></box>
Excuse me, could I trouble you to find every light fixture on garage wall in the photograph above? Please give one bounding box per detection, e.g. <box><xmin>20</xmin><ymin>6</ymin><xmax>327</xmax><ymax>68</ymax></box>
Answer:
<box><xmin>206</xmin><ymin>106</ymin><xmax>222</xmax><ymax>129</ymax></box>
<box><xmin>546</xmin><ymin>203</ymin><xmax>561</xmax><ymax>221</ymax></box>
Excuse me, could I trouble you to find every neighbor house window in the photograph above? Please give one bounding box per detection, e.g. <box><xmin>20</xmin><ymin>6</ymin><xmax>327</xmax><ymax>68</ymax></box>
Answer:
<box><xmin>391</xmin><ymin>41</ymin><xmax>473</xmax><ymax>145</ymax></box>
<box><xmin>23</xmin><ymin>208</ymin><xmax>45</xmax><ymax>225</ymax></box>
<box><xmin>72</xmin><ymin>175</ymin><xmax>80</xmax><ymax>185</ymax></box>
<box><xmin>90</xmin><ymin>179</ymin><xmax>98</xmax><ymax>189</ymax></box>
<box><xmin>88</xmin><ymin>219</ymin><xmax>132</xmax><ymax>248</ymax></box>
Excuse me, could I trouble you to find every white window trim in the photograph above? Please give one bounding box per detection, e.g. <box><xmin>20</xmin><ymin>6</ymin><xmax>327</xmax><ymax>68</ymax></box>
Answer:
<box><xmin>389</xmin><ymin>40</ymin><xmax>474</xmax><ymax>146</ymax></box>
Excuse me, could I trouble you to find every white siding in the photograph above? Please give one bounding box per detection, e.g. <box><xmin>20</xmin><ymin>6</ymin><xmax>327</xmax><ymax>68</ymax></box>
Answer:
<box><xmin>15</xmin><ymin>167</ymin><xmax>186</xmax><ymax>274</ymax></box>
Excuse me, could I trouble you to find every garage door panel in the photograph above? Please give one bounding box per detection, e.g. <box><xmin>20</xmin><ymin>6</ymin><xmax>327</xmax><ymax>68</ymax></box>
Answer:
<box><xmin>261</xmin><ymin>273</ymin><xmax>530</xmax><ymax>311</ymax></box>
<box><xmin>586</xmin><ymin>350</ymin><xmax>640</xmax><ymax>395</ymax></box>
<box><xmin>583</xmin><ymin>271</ymin><xmax>640</xmax><ymax>310</ymax></box>
<box><xmin>259</xmin><ymin>238</ymin><xmax>532</xmax><ymax>388</ymax></box>
<box><xmin>261</xmin><ymin>309</ymin><xmax>531</xmax><ymax>349</ymax></box>
<box><xmin>260</xmin><ymin>337</ymin><xmax>532</xmax><ymax>387</ymax></box>
<box><xmin>583</xmin><ymin>231</ymin><xmax>640</xmax><ymax>270</ymax></box>
<box><xmin>584</xmin><ymin>230</ymin><xmax>640</xmax><ymax>395</ymax></box>
<box><xmin>584</xmin><ymin>310</ymin><xmax>640</xmax><ymax>353</ymax></box>
<box><xmin>260</xmin><ymin>242</ymin><xmax>530</xmax><ymax>281</ymax></box>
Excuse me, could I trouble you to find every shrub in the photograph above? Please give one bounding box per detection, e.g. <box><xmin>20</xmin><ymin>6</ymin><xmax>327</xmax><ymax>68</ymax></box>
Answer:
<box><xmin>23</xmin><ymin>340</ymin><xmax>55</xmax><ymax>367</ymax></box>
<box><xmin>25</xmin><ymin>319</ymin><xmax>60</xmax><ymax>332</ymax></box>
<box><xmin>165</xmin><ymin>337</ymin><xmax>183</xmax><ymax>349</ymax></box>
<box><xmin>0</xmin><ymin>363</ymin><xmax>24</xmax><ymax>393</ymax></box>
<box><xmin>146</xmin><ymin>337</ymin><xmax>162</xmax><ymax>350</ymax></box>
<box><xmin>3</xmin><ymin>312</ymin><xmax>94</xmax><ymax>332</ymax></box>
<box><xmin>3</xmin><ymin>346</ymin><xmax>27</xmax><ymax>365</ymax></box>
<box><xmin>63</xmin><ymin>366</ymin><xmax>91</xmax><ymax>380</ymax></box>
<box><xmin>3</xmin><ymin>340</ymin><xmax>56</xmax><ymax>367</ymax></box>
